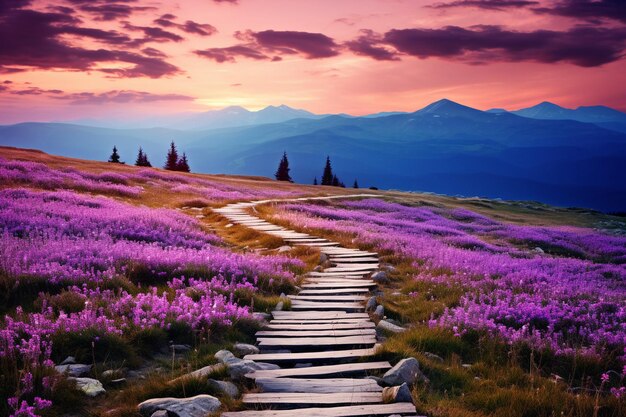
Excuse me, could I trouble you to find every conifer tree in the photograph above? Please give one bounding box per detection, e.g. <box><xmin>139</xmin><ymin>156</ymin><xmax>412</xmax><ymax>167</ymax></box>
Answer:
<box><xmin>177</xmin><ymin>153</ymin><xmax>190</xmax><ymax>173</ymax></box>
<box><xmin>331</xmin><ymin>174</ymin><xmax>339</xmax><ymax>187</ymax></box>
<box><xmin>274</xmin><ymin>151</ymin><xmax>292</xmax><ymax>182</ymax></box>
<box><xmin>108</xmin><ymin>146</ymin><xmax>121</xmax><ymax>163</ymax></box>
<box><xmin>353</xmin><ymin>179</ymin><xmax>359</xmax><ymax>189</ymax></box>
<box><xmin>321</xmin><ymin>156</ymin><xmax>333</xmax><ymax>185</ymax></box>
<box><xmin>313</xmin><ymin>177</ymin><xmax>318</xmax><ymax>185</ymax></box>
<box><xmin>135</xmin><ymin>147</ymin><xmax>152</xmax><ymax>167</ymax></box>
<box><xmin>164</xmin><ymin>141</ymin><xmax>179</xmax><ymax>171</ymax></box>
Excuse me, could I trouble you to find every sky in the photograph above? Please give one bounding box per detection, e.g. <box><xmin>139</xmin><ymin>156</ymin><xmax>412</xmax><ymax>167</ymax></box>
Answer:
<box><xmin>0</xmin><ymin>0</ymin><xmax>625</xmax><ymax>124</ymax></box>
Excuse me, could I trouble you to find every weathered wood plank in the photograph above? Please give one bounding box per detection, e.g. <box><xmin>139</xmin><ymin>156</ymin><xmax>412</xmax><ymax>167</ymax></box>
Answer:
<box><xmin>245</xmin><ymin>361</ymin><xmax>391</xmax><ymax>379</ymax></box>
<box><xmin>272</xmin><ymin>311</ymin><xmax>369</xmax><ymax>319</ymax></box>
<box><xmin>244</xmin><ymin>347</ymin><xmax>380</xmax><ymax>364</ymax></box>
<box><xmin>256</xmin><ymin>329</ymin><xmax>375</xmax><ymax>337</ymax></box>
<box><xmin>298</xmin><ymin>288</ymin><xmax>369</xmax><ymax>295</ymax></box>
<box><xmin>242</xmin><ymin>392</ymin><xmax>382</xmax><ymax>406</ymax></box>
<box><xmin>329</xmin><ymin>257</ymin><xmax>379</xmax><ymax>263</ymax></box>
<box><xmin>222</xmin><ymin>403</ymin><xmax>417</xmax><ymax>417</ymax></box>
<box><xmin>254</xmin><ymin>377</ymin><xmax>383</xmax><ymax>393</ymax></box>
<box><xmin>257</xmin><ymin>335</ymin><xmax>376</xmax><ymax>348</ymax></box>
<box><xmin>269</xmin><ymin>318</ymin><xmax>372</xmax><ymax>325</ymax></box>
<box><xmin>289</xmin><ymin>295</ymin><xmax>368</xmax><ymax>301</ymax></box>
<box><xmin>290</xmin><ymin>301</ymin><xmax>364</xmax><ymax>311</ymax></box>
<box><xmin>263</xmin><ymin>322</ymin><xmax>375</xmax><ymax>330</ymax></box>
<box><xmin>301</xmin><ymin>282</ymin><xmax>375</xmax><ymax>289</ymax></box>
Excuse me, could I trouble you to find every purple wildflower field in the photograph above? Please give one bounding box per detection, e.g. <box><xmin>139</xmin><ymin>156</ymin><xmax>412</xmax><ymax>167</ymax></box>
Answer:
<box><xmin>0</xmin><ymin>160</ymin><xmax>303</xmax><ymax>416</ymax></box>
<box><xmin>272</xmin><ymin>199</ymin><xmax>626</xmax><ymax>364</ymax></box>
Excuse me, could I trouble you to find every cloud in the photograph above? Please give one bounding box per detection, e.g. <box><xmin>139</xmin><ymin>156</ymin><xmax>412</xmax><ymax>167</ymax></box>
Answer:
<box><xmin>53</xmin><ymin>90</ymin><xmax>195</xmax><ymax>104</ymax></box>
<box><xmin>195</xmin><ymin>29</ymin><xmax>339</xmax><ymax>63</ymax></box>
<box><xmin>123</xmin><ymin>22</ymin><xmax>184</xmax><ymax>43</ymax></box>
<box><xmin>383</xmin><ymin>25</ymin><xmax>626</xmax><ymax>67</ymax></box>
<box><xmin>533</xmin><ymin>0</ymin><xmax>626</xmax><ymax>24</ymax></box>
<box><xmin>345</xmin><ymin>30</ymin><xmax>400</xmax><ymax>61</ymax></box>
<box><xmin>78</xmin><ymin>4</ymin><xmax>157</xmax><ymax>21</ymax></box>
<box><xmin>428</xmin><ymin>0</ymin><xmax>538</xmax><ymax>10</ymax></box>
<box><xmin>0</xmin><ymin>8</ymin><xmax>180</xmax><ymax>77</ymax></box>
<box><xmin>154</xmin><ymin>14</ymin><xmax>217</xmax><ymax>36</ymax></box>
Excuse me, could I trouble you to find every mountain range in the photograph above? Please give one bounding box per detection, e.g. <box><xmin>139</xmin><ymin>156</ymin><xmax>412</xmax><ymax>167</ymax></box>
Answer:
<box><xmin>2</xmin><ymin>99</ymin><xmax>626</xmax><ymax>211</ymax></box>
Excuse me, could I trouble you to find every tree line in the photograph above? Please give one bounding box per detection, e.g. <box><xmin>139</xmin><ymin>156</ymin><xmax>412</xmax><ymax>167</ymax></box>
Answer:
<box><xmin>275</xmin><ymin>152</ymin><xmax>360</xmax><ymax>188</ymax></box>
<box><xmin>107</xmin><ymin>142</ymin><xmax>190</xmax><ymax>172</ymax></box>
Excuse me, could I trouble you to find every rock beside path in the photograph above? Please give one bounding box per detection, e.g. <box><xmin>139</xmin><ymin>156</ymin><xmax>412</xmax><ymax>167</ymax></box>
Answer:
<box><xmin>138</xmin><ymin>395</ymin><xmax>221</xmax><ymax>417</ymax></box>
<box><xmin>70</xmin><ymin>377</ymin><xmax>105</xmax><ymax>397</ymax></box>
<box><xmin>382</xmin><ymin>358</ymin><xmax>428</xmax><ymax>386</ymax></box>
<box><xmin>383</xmin><ymin>383</ymin><xmax>413</xmax><ymax>403</ymax></box>
<box><xmin>377</xmin><ymin>319</ymin><xmax>406</xmax><ymax>333</ymax></box>
<box><xmin>55</xmin><ymin>364</ymin><xmax>92</xmax><ymax>377</ymax></box>
<box><xmin>234</xmin><ymin>342</ymin><xmax>260</xmax><ymax>356</ymax></box>
<box><xmin>208</xmin><ymin>379</ymin><xmax>239</xmax><ymax>398</ymax></box>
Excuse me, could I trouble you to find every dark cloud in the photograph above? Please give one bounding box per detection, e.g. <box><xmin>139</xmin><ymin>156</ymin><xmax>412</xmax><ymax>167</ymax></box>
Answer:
<box><xmin>428</xmin><ymin>0</ymin><xmax>538</xmax><ymax>10</ymax></box>
<box><xmin>9</xmin><ymin>87</ymin><xmax>64</xmax><ymax>96</ymax></box>
<box><xmin>53</xmin><ymin>90</ymin><xmax>195</xmax><ymax>104</ymax></box>
<box><xmin>0</xmin><ymin>8</ymin><xmax>180</xmax><ymax>78</ymax></box>
<box><xmin>123</xmin><ymin>22</ymin><xmax>184</xmax><ymax>43</ymax></box>
<box><xmin>383</xmin><ymin>25</ymin><xmax>626</xmax><ymax>67</ymax></box>
<box><xmin>196</xmin><ymin>30</ymin><xmax>339</xmax><ymax>63</ymax></box>
<box><xmin>195</xmin><ymin>45</ymin><xmax>274</xmax><ymax>63</ymax></box>
<box><xmin>0</xmin><ymin>0</ymin><xmax>32</xmax><ymax>13</ymax></box>
<box><xmin>154</xmin><ymin>14</ymin><xmax>217</xmax><ymax>36</ymax></box>
<box><xmin>78</xmin><ymin>3</ymin><xmax>157</xmax><ymax>21</ymax></box>
<box><xmin>533</xmin><ymin>0</ymin><xmax>626</xmax><ymax>24</ymax></box>
<box><xmin>345</xmin><ymin>30</ymin><xmax>400</xmax><ymax>61</ymax></box>
<box><xmin>141</xmin><ymin>47</ymin><xmax>168</xmax><ymax>58</ymax></box>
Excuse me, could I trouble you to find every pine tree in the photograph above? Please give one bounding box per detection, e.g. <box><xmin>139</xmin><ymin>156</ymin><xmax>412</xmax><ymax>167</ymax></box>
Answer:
<box><xmin>313</xmin><ymin>177</ymin><xmax>318</xmax><ymax>185</ymax></box>
<box><xmin>353</xmin><ymin>179</ymin><xmax>359</xmax><ymax>189</ymax></box>
<box><xmin>135</xmin><ymin>147</ymin><xmax>152</xmax><ymax>167</ymax></box>
<box><xmin>331</xmin><ymin>174</ymin><xmax>339</xmax><ymax>187</ymax></box>
<box><xmin>108</xmin><ymin>146</ymin><xmax>121</xmax><ymax>163</ymax></box>
<box><xmin>321</xmin><ymin>156</ymin><xmax>333</xmax><ymax>185</ymax></box>
<box><xmin>164</xmin><ymin>141</ymin><xmax>179</xmax><ymax>171</ymax></box>
<box><xmin>177</xmin><ymin>153</ymin><xmax>190</xmax><ymax>173</ymax></box>
<box><xmin>274</xmin><ymin>151</ymin><xmax>292</xmax><ymax>182</ymax></box>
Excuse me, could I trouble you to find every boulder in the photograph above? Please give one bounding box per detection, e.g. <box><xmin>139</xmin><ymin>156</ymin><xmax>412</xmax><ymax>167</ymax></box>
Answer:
<box><xmin>70</xmin><ymin>377</ymin><xmax>106</xmax><ymax>397</ymax></box>
<box><xmin>365</xmin><ymin>296</ymin><xmax>378</xmax><ymax>312</ymax></box>
<box><xmin>172</xmin><ymin>363</ymin><xmax>226</xmax><ymax>384</ymax></box>
<box><xmin>366</xmin><ymin>375</ymin><xmax>384</xmax><ymax>386</ymax></box>
<box><xmin>382</xmin><ymin>358</ymin><xmax>427</xmax><ymax>386</ymax></box>
<box><xmin>207</xmin><ymin>379</ymin><xmax>239</xmax><ymax>398</ymax></box>
<box><xmin>170</xmin><ymin>344</ymin><xmax>191</xmax><ymax>353</ymax></box>
<box><xmin>215</xmin><ymin>350</ymin><xmax>236</xmax><ymax>364</ymax></box>
<box><xmin>233</xmin><ymin>343</ymin><xmax>260</xmax><ymax>357</ymax></box>
<box><xmin>138</xmin><ymin>395</ymin><xmax>221</xmax><ymax>417</ymax></box>
<box><xmin>150</xmin><ymin>411</ymin><xmax>169</xmax><ymax>417</ymax></box>
<box><xmin>319</xmin><ymin>253</ymin><xmax>329</xmax><ymax>263</ymax></box>
<box><xmin>60</xmin><ymin>356</ymin><xmax>76</xmax><ymax>365</ymax></box>
<box><xmin>55</xmin><ymin>364</ymin><xmax>92</xmax><ymax>377</ymax></box>
<box><xmin>534</xmin><ymin>247</ymin><xmax>545</xmax><ymax>254</ymax></box>
<box><xmin>252</xmin><ymin>312</ymin><xmax>272</xmax><ymax>321</ymax></box>
<box><xmin>277</xmin><ymin>245</ymin><xmax>291</xmax><ymax>253</ymax></box>
<box><xmin>275</xmin><ymin>301</ymin><xmax>284</xmax><ymax>311</ymax></box>
<box><xmin>377</xmin><ymin>320</ymin><xmax>406</xmax><ymax>334</ymax></box>
<box><xmin>373</xmin><ymin>305</ymin><xmax>384</xmax><ymax>319</ymax></box>
<box><xmin>382</xmin><ymin>383</ymin><xmax>413</xmax><ymax>403</ymax></box>
<box><xmin>227</xmin><ymin>359</ymin><xmax>280</xmax><ymax>380</ymax></box>
<box><xmin>371</xmin><ymin>271</ymin><xmax>388</xmax><ymax>283</ymax></box>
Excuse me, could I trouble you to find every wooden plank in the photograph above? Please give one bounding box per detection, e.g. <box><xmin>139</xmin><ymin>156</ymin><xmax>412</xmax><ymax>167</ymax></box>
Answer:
<box><xmin>244</xmin><ymin>347</ymin><xmax>380</xmax><ymax>364</ymax></box>
<box><xmin>301</xmin><ymin>282</ymin><xmax>375</xmax><ymax>289</ymax></box>
<box><xmin>245</xmin><ymin>361</ymin><xmax>391</xmax><ymax>379</ymax></box>
<box><xmin>298</xmin><ymin>289</ymin><xmax>369</xmax><ymax>295</ymax></box>
<box><xmin>263</xmin><ymin>322</ymin><xmax>375</xmax><ymax>330</ymax></box>
<box><xmin>222</xmin><ymin>403</ymin><xmax>417</xmax><ymax>417</ymax></box>
<box><xmin>308</xmin><ymin>272</ymin><xmax>370</xmax><ymax>277</ymax></box>
<box><xmin>291</xmin><ymin>301</ymin><xmax>363</xmax><ymax>309</ymax></box>
<box><xmin>329</xmin><ymin>258</ymin><xmax>379</xmax><ymax>263</ymax></box>
<box><xmin>256</xmin><ymin>329</ymin><xmax>375</xmax><ymax>337</ymax></box>
<box><xmin>289</xmin><ymin>295</ymin><xmax>367</xmax><ymax>301</ymax></box>
<box><xmin>254</xmin><ymin>377</ymin><xmax>383</xmax><ymax>393</ymax></box>
<box><xmin>272</xmin><ymin>311</ymin><xmax>369</xmax><ymax>319</ymax></box>
<box><xmin>269</xmin><ymin>319</ymin><xmax>371</xmax><ymax>325</ymax></box>
<box><xmin>242</xmin><ymin>392</ymin><xmax>382</xmax><ymax>406</ymax></box>
<box><xmin>257</xmin><ymin>335</ymin><xmax>376</xmax><ymax>349</ymax></box>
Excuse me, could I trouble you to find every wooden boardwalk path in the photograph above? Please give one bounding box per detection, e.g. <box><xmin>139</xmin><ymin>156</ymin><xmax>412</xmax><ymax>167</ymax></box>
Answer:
<box><xmin>215</xmin><ymin>196</ymin><xmax>419</xmax><ymax>417</ymax></box>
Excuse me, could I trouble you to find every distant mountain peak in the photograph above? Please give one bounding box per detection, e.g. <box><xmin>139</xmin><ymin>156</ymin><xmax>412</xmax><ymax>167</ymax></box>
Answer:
<box><xmin>416</xmin><ymin>98</ymin><xmax>482</xmax><ymax>116</ymax></box>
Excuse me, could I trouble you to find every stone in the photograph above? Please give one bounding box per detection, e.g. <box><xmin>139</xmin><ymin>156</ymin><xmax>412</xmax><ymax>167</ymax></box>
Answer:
<box><xmin>170</xmin><ymin>344</ymin><xmax>191</xmax><ymax>353</ymax></box>
<box><xmin>373</xmin><ymin>305</ymin><xmax>384</xmax><ymax>319</ymax></box>
<box><xmin>294</xmin><ymin>363</ymin><xmax>312</xmax><ymax>368</ymax></box>
<box><xmin>102</xmin><ymin>369</ymin><xmax>126</xmax><ymax>379</ymax></box>
<box><xmin>377</xmin><ymin>320</ymin><xmax>406</xmax><ymax>334</ymax></box>
<box><xmin>365</xmin><ymin>296</ymin><xmax>378</xmax><ymax>312</ymax></box>
<box><xmin>423</xmin><ymin>352</ymin><xmax>444</xmax><ymax>363</ymax></box>
<box><xmin>371</xmin><ymin>271</ymin><xmax>388</xmax><ymax>283</ymax></box>
<box><xmin>233</xmin><ymin>342</ymin><xmax>260</xmax><ymax>357</ymax></box>
<box><xmin>313</xmin><ymin>266</ymin><xmax>322</xmax><ymax>272</ymax></box>
<box><xmin>534</xmin><ymin>247</ymin><xmax>545</xmax><ymax>254</ymax></box>
<box><xmin>215</xmin><ymin>350</ymin><xmax>236</xmax><ymax>364</ymax></box>
<box><xmin>70</xmin><ymin>377</ymin><xmax>106</xmax><ymax>397</ymax></box>
<box><xmin>138</xmin><ymin>395</ymin><xmax>221</xmax><ymax>417</ymax></box>
<box><xmin>275</xmin><ymin>301</ymin><xmax>284</xmax><ymax>311</ymax></box>
<box><xmin>319</xmin><ymin>253</ymin><xmax>329</xmax><ymax>263</ymax></box>
<box><xmin>462</xmin><ymin>363</ymin><xmax>472</xmax><ymax>369</ymax></box>
<box><xmin>366</xmin><ymin>375</ymin><xmax>384</xmax><ymax>386</ymax></box>
<box><xmin>109</xmin><ymin>378</ymin><xmax>127</xmax><ymax>387</ymax></box>
<box><xmin>60</xmin><ymin>356</ymin><xmax>76</xmax><ymax>365</ymax></box>
<box><xmin>252</xmin><ymin>312</ymin><xmax>271</xmax><ymax>321</ymax></box>
<box><xmin>208</xmin><ymin>379</ymin><xmax>239</xmax><ymax>398</ymax></box>
<box><xmin>277</xmin><ymin>245</ymin><xmax>291</xmax><ymax>253</ymax></box>
<box><xmin>55</xmin><ymin>364</ymin><xmax>92</xmax><ymax>377</ymax></box>
<box><xmin>150</xmin><ymin>411</ymin><xmax>169</xmax><ymax>417</ymax></box>
<box><xmin>171</xmin><ymin>363</ymin><xmax>226</xmax><ymax>384</ymax></box>
<box><xmin>226</xmin><ymin>359</ymin><xmax>280</xmax><ymax>380</ymax></box>
<box><xmin>382</xmin><ymin>358</ymin><xmax>427</xmax><ymax>386</ymax></box>
<box><xmin>382</xmin><ymin>383</ymin><xmax>413</xmax><ymax>403</ymax></box>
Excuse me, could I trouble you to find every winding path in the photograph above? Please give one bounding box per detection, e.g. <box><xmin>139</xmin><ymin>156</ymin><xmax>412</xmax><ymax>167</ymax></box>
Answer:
<box><xmin>216</xmin><ymin>196</ymin><xmax>419</xmax><ymax>417</ymax></box>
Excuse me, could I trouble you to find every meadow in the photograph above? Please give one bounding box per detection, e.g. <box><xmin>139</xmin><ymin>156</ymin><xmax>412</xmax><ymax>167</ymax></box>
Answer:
<box><xmin>264</xmin><ymin>198</ymin><xmax>626</xmax><ymax>416</ymax></box>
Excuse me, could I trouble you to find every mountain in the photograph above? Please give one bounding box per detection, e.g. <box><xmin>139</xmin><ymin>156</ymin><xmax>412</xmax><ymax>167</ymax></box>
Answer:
<box><xmin>2</xmin><ymin>99</ymin><xmax>626</xmax><ymax>211</ymax></box>
<box><xmin>507</xmin><ymin>102</ymin><xmax>626</xmax><ymax>133</ymax></box>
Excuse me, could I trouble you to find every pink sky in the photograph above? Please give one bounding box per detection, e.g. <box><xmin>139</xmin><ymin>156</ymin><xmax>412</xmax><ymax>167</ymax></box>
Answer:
<box><xmin>0</xmin><ymin>0</ymin><xmax>624</xmax><ymax>123</ymax></box>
